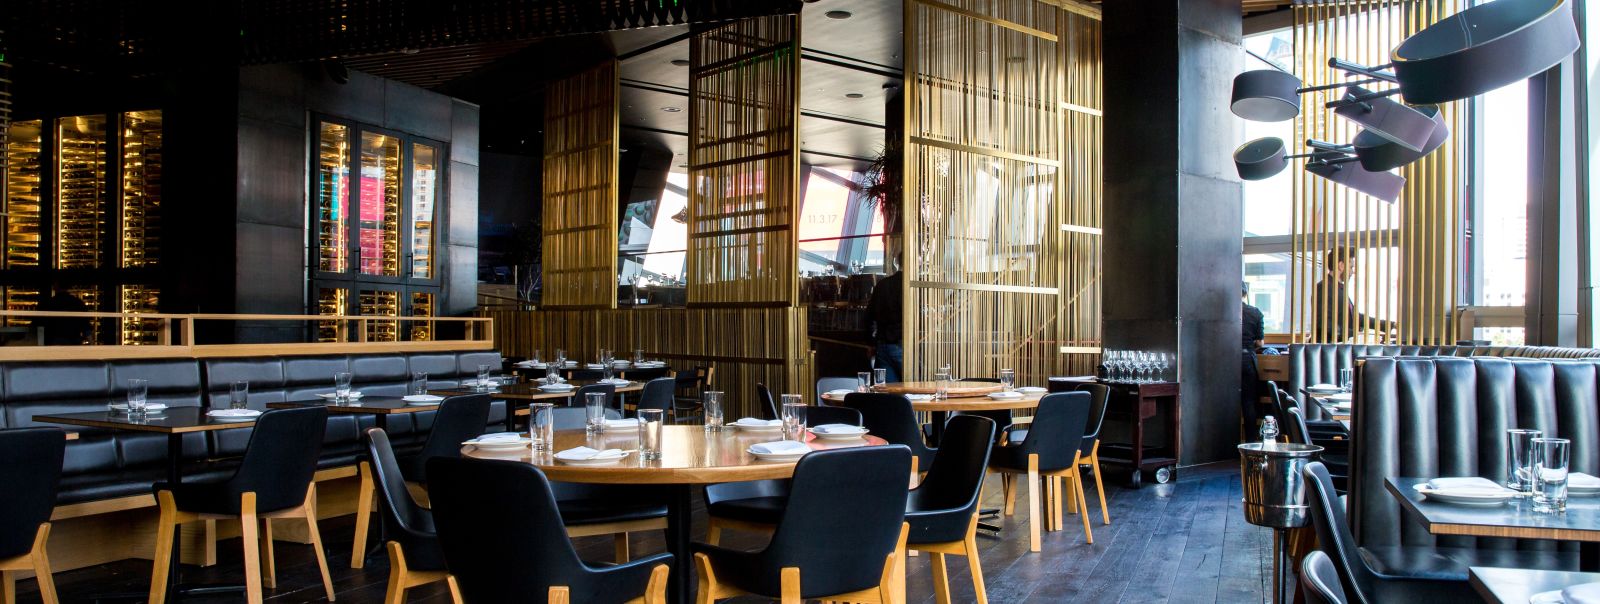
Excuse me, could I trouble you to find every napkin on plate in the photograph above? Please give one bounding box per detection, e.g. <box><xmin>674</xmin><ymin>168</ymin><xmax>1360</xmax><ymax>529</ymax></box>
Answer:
<box><xmin>750</xmin><ymin>441</ymin><xmax>811</xmax><ymax>455</ymax></box>
<box><xmin>318</xmin><ymin>391</ymin><xmax>364</xmax><ymax>399</ymax></box>
<box><xmin>812</xmin><ymin>423</ymin><xmax>864</xmax><ymax>435</ymax></box>
<box><xmin>1309</xmin><ymin>383</ymin><xmax>1339</xmax><ymax>390</ymax></box>
<box><xmin>826</xmin><ymin>389</ymin><xmax>855</xmax><ymax>396</ymax></box>
<box><xmin>1424</xmin><ymin>476</ymin><xmax>1512</xmax><ymax>495</ymax></box>
<box><xmin>1568</xmin><ymin>472</ymin><xmax>1600</xmax><ymax>489</ymax></box>
<box><xmin>906</xmin><ymin>394</ymin><xmax>934</xmax><ymax>401</ymax></box>
<box><xmin>585</xmin><ymin>363</ymin><xmax>605</xmax><ymax>370</ymax></box>
<box><xmin>600</xmin><ymin>378</ymin><xmax>630</xmax><ymax>385</ymax></box>
<box><xmin>989</xmin><ymin>391</ymin><xmax>1024</xmax><ymax>399</ymax></box>
<box><xmin>538</xmin><ymin>383</ymin><xmax>575</xmax><ymax>389</ymax></box>
<box><xmin>556</xmin><ymin>446</ymin><xmax>626</xmax><ymax>460</ymax></box>
<box><xmin>1564</xmin><ymin>582</ymin><xmax>1600</xmax><ymax>604</ymax></box>
<box><xmin>467</xmin><ymin>432</ymin><xmax>522</xmax><ymax>444</ymax></box>
<box><xmin>402</xmin><ymin>394</ymin><xmax>443</xmax><ymax>402</ymax></box>
<box><xmin>514</xmin><ymin>360</ymin><xmax>538</xmax><ymax>368</ymax></box>
<box><xmin>733</xmin><ymin>418</ymin><xmax>782</xmax><ymax>428</ymax></box>
<box><xmin>1326</xmin><ymin>393</ymin><xmax>1353</xmax><ymax>402</ymax></box>
<box><xmin>208</xmin><ymin>408</ymin><xmax>260</xmax><ymax>418</ymax></box>
<box><xmin>605</xmin><ymin>418</ymin><xmax>640</xmax><ymax>429</ymax></box>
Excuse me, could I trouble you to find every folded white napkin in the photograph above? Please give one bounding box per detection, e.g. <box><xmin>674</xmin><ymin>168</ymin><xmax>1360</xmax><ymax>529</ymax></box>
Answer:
<box><xmin>469</xmin><ymin>432</ymin><xmax>522</xmax><ymax>444</ymax></box>
<box><xmin>1309</xmin><ymin>383</ymin><xmax>1339</xmax><ymax>390</ymax></box>
<box><xmin>612</xmin><ymin>360</ymin><xmax>631</xmax><ymax>367</ymax></box>
<box><xmin>812</xmin><ymin>423</ymin><xmax>865</xmax><ymax>435</ymax></box>
<box><xmin>600</xmin><ymin>378</ymin><xmax>630</xmax><ymax>385</ymax></box>
<box><xmin>402</xmin><ymin>394</ymin><xmax>443</xmax><ymax>402</ymax></box>
<box><xmin>906</xmin><ymin>394</ymin><xmax>934</xmax><ymax>401</ymax></box>
<box><xmin>826</xmin><ymin>389</ymin><xmax>855</xmax><ymax>396</ymax></box>
<box><xmin>556</xmin><ymin>446</ymin><xmax>626</xmax><ymax>460</ymax></box>
<box><xmin>1424</xmin><ymin>477</ymin><xmax>1512</xmax><ymax>495</ymax></box>
<box><xmin>318</xmin><ymin>391</ymin><xmax>363</xmax><ymax>399</ymax></box>
<box><xmin>1326</xmin><ymin>393</ymin><xmax>1353</xmax><ymax>402</ymax></box>
<box><xmin>515</xmin><ymin>360</ymin><xmax>538</xmax><ymax>367</ymax></box>
<box><xmin>989</xmin><ymin>391</ymin><xmax>1024</xmax><ymax>399</ymax></box>
<box><xmin>1016</xmin><ymin>386</ymin><xmax>1047</xmax><ymax>393</ymax></box>
<box><xmin>1570</xmin><ymin>472</ymin><xmax>1600</xmax><ymax>488</ymax></box>
<box><xmin>111</xmin><ymin>402</ymin><xmax>169</xmax><ymax>411</ymax></box>
<box><xmin>750</xmin><ymin>441</ymin><xmax>811</xmax><ymax>455</ymax></box>
<box><xmin>1565</xmin><ymin>582</ymin><xmax>1600</xmax><ymax>604</ymax></box>
<box><xmin>734</xmin><ymin>418</ymin><xmax>782</xmax><ymax>427</ymax></box>
<box><xmin>605</xmin><ymin>418</ymin><xmax>640</xmax><ymax>429</ymax></box>
<box><xmin>586</xmin><ymin>363</ymin><xmax>605</xmax><ymax>369</ymax></box>
<box><xmin>538</xmin><ymin>383</ymin><xmax>574</xmax><ymax>390</ymax></box>
<box><xmin>208</xmin><ymin>409</ymin><xmax>260</xmax><ymax>418</ymax></box>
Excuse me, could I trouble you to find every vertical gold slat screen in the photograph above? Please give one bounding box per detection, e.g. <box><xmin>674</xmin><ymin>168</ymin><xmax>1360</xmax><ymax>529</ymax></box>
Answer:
<box><xmin>687</xmin><ymin>15</ymin><xmax>800</xmax><ymax>306</ymax></box>
<box><xmin>1289</xmin><ymin>0</ymin><xmax>1464</xmax><ymax>345</ymax></box>
<box><xmin>1058</xmin><ymin>5</ymin><xmax>1103</xmax><ymax>374</ymax></box>
<box><xmin>542</xmin><ymin>60</ymin><xmax>619</xmax><ymax>309</ymax></box>
<box><xmin>483</xmin><ymin>307</ymin><xmax>809</xmax><ymax>418</ymax></box>
<box><xmin>906</xmin><ymin>0</ymin><xmax>1096</xmax><ymax>384</ymax></box>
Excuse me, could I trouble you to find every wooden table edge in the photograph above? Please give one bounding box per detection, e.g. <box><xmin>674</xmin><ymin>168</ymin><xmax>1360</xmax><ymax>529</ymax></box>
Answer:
<box><xmin>267</xmin><ymin>400</ymin><xmax>438</xmax><ymax>414</ymax></box>
<box><xmin>1386</xmin><ymin>477</ymin><xmax>1600</xmax><ymax>542</ymax></box>
<box><xmin>31</xmin><ymin>413</ymin><xmax>255</xmax><ymax>433</ymax></box>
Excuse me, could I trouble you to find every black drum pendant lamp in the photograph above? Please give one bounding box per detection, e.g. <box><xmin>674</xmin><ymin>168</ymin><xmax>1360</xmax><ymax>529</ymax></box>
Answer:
<box><xmin>1228</xmin><ymin>0</ymin><xmax>1578</xmax><ymax>203</ymax></box>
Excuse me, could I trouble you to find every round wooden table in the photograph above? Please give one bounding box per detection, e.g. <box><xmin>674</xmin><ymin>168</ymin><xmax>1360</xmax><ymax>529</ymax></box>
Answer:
<box><xmin>464</xmin><ymin>426</ymin><xmax>889</xmax><ymax>604</ymax></box>
<box><xmin>874</xmin><ymin>380</ymin><xmax>1003</xmax><ymax>397</ymax></box>
<box><xmin>819</xmin><ymin>389</ymin><xmax>1047</xmax><ymax>412</ymax></box>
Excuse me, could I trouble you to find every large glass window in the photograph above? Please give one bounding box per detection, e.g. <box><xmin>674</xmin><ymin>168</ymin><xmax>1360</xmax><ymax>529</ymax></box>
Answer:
<box><xmin>618</xmin><ymin>172</ymin><xmax>690</xmax><ymax>306</ymax></box>
<box><xmin>1242</xmin><ymin>30</ymin><xmax>1295</xmax><ymax>239</ymax></box>
<box><xmin>798</xmin><ymin>167</ymin><xmax>886</xmax><ymax>275</ymax></box>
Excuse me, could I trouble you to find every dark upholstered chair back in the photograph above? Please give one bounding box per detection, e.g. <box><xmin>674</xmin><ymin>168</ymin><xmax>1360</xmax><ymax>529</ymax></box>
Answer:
<box><xmin>1352</xmin><ymin>357</ymin><xmax>1600</xmax><ymax>551</ymax></box>
<box><xmin>1285</xmin><ymin>406</ymin><xmax>1314</xmax><ymax>447</ymax></box>
<box><xmin>841</xmin><ymin>392</ymin><xmax>936</xmax><ymax>469</ymax></box>
<box><xmin>0</xmin><ymin>428</ymin><xmax>65</xmax><ymax>558</ymax></box>
<box><xmin>1012</xmin><ymin>392</ymin><xmax>1092</xmax><ymax>471</ymax></box>
<box><xmin>758</xmin><ymin>446</ymin><xmax>911</xmax><ymax>598</ymax></box>
<box><xmin>1301</xmin><ymin>550</ymin><xmax>1349</xmax><ymax>604</ymax></box>
<box><xmin>551</xmin><ymin>406</ymin><xmax>619</xmax><ymax>430</ymax></box>
<box><xmin>1304</xmin><ymin>462</ymin><xmax>1373</xmax><ymax>604</ymax></box>
<box><xmin>816</xmin><ymin>377</ymin><xmax>857</xmax><ymax>404</ymax></box>
<box><xmin>1076</xmin><ymin>383</ymin><xmax>1111</xmax><ymax>451</ymax></box>
<box><xmin>232</xmin><ymin>406</ymin><xmax>328</xmax><ymax>513</ymax></box>
<box><xmin>1287</xmin><ymin>344</ymin><xmax>1600</xmax><ymax>418</ymax></box>
<box><xmin>907</xmin><ymin>415</ymin><xmax>994</xmax><ymax>544</ymax></box>
<box><xmin>365</xmin><ymin>429</ymin><xmax>444</xmax><ymax>570</ymax></box>
<box><xmin>806</xmin><ymin>405</ymin><xmax>862</xmax><ymax>427</ymax></box>
<box><xmin>755</xmin><ymin>383</ymin><xmax>779</xmax><ymax>420</ymax></box>
<box><xmin>405</xmin><ymin>394</ymin><xmax>491</xmax><ymax>482</ymax></box>
<box><xmin>636</xmin><ymin>377</ymin><xmax>675</xmax><ymax>414</ymax></box>
<box><xmin>573</xmin><ymin>383</ymin><xmax>616</xmax><ymax>410</ymax></box>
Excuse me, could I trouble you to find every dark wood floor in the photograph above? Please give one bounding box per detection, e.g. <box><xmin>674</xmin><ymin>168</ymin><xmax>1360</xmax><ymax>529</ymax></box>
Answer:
<box><xmin>19</xmin><ymin>461</ymin><xmax>1269</xmax><ymax>603</ymax></box>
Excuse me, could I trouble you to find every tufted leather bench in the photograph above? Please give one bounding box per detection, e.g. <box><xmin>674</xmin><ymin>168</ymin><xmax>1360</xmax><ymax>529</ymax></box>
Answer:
<box><xmin>1288</xmin><ymin>344</ymin><xmax>1600</xmax><ymax>419</ymax></box>
<box><xmin>1346</xmin><ymin>357</ymin><xmax>1594</xmax><ymax>595</ymax></box>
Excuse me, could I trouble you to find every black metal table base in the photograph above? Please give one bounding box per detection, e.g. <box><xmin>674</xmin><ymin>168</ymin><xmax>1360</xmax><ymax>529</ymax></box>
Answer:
<box><xmin>665</xmin><ymin>485</ymin><xmax>694</xmax><ymax>604</ymax></box>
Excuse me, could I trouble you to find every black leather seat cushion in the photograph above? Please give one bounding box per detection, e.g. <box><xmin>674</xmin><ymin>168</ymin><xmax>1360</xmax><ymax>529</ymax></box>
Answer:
<box><xmin>706</xmin><ymin>497</ymin><xmax>786</xmax><ymax>525</ymax></box>
<box><xmin>1361</xmin><ymin>545</ymin><xmax>1578</xmax><ymax>581</ymax></box>
<box><xmin>550</xmin><ymin>482</ymin><xmax>668</xmax><ymax>526</ymax></box>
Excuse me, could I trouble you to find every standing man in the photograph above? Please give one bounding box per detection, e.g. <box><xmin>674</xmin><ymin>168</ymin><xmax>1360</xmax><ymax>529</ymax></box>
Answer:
<box><xmin>866</xmin><ymin>263</ymin><xmax>903</xmax><ymax>383</ymax></box>
<box><xmin>1314</xmin><ymin>248</ymin><xmax>1394</xmax><ymax>342</ymax></box>
<box><xmin>1241</xmin><ymin>282</ymin><xmax>1265</xmax><ymax>431</ymax></box>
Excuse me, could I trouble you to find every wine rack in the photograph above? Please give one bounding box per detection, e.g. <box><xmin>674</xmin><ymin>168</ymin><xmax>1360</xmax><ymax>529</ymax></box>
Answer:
<box><xmin>410</xmin><ymin>143</ymin><xmax>437</xmax><ymax>279</ymax></box>
<box><xmin>409</xmin><ymin>292</ymin><xmax>433</xmax><ymax>341</ymax></box>
<box><xmin>317</xmin><ymin>123</ymin><xmax>350</xmax><ymax>273</ymax></box>
<box><xmin>119</xmin><ymin>285</ymin><xmax>160</xmax><ymax>345</ymax></box>
<box><xmin>5</xmin><ymin>120</ymin><xmax>42</xmax><ymax>270</ymax></box>
<box><xmin>120</xmin><ymin>110</ymin><xmax>161</xmax><ymax>269</ymax></box>
<box><xmin>316</xmin><ymin>287</ymin><xmax>348</xmax><ymax>342</ymax></box>
<box><xmin>68</xmin><ymin>286</ymin><xmax>104</xmax><ymax>345</ymax></box>
<box><xmin>358</xmin><ymin>132</ymin><xmax>401</xmax><ymax>277</ymax></box>
<box><xmin>359</xmin><ymin>289</ymin><xmax>398</xmax><ymax>342</ymax></box>
<box><xmin>56</xmin><ymin>115</ymin><xmax>107</xmax><ymax>269</ymax></box>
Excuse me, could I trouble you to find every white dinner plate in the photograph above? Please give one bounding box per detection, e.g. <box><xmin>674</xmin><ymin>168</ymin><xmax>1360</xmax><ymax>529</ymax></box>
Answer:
<box><xmin>554</xmin><ymin>452</ymin><xmax>631</xmax><ymax>465</ymax></box>
<box><xmin>1306</xmin><ymin>385</ymin><xmax>1342</xmax><ymax>394</ymax></box>
<box><xmin>467</xmin><ymin>438</ymin><xmax>531</xmax><ymax>451</ymax></box>
<box><xmin>1412</xmin><ymin>483</ymin><xmax>1516</xmax><ymax>506</ymax></box>
<box><xmin>988</xmin><ymin>392</ymin><xmax>1025</xmax><ymax>400</ymax></box>
<box><xmin>403</xmin><ymin>395</ymin><xmax>444</xmax><ymax>406</ymax></box>
<box><xmin>735</xmin><ymin>423</ymin><xmax>783</xmax><ymax>432</ymax></box>
<box><xmin>538</xmin><ymin>385</ymin><xmax>575</xmax><ymax>392</ymax></box>
<box><xmin>317</xmin><ymin>392</ymin><xmax>364</xmax><ymax>400</ymax></box>
<box><xmin>1016</xmin><ymin>387</ymin><xmax>1048</xmax><ymax>394</ymax></box>
<box><xmin>207</xmin><ymin>410</ymin><xmax>262</xmax><ymax>422</ymax></box>
<box><xmin>812</xmin><ymin>429</ymin><xmax>869</xmax><ymax>441</ymax></box>
<box><xmin>747</xmin><ymin>448</ymin><xmax>807</xmax><ymax>461</ymax></box>
<box><xmin>108</xmin><ymin>403</ymin><xmax>169</xmax><ymax>412</ymax></box>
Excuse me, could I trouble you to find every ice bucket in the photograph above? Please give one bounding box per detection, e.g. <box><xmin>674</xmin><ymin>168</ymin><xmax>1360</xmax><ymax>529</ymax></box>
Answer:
<box><xmin>1238</xmin><ymin>442</ymin><xmax>1323</xmax><ymax>529</ymax></box>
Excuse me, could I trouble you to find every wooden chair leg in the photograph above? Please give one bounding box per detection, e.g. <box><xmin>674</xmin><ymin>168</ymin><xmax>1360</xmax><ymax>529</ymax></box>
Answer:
<box><xmin>1027</xmin><ymin>454</ymin><xmax>1042</xmax><ymax>552</ymax></box>
<box><xmin>706</xmin><ymin>520</ymin><xmax>723</xmax><ymax>546</ymax></box>
<box><xmin>963</xmin><ymin>515</ymin><xmax>988</xmax><ymax>604</ymax></box>
<box><xmin>1</xmin><ymin>570</ymin><xmax>13</xmax><ymax>604</ymax></box>
<box><xmin>695</xmin><ymin>553</ymin><xmax>719</xmax><ymax>604</ymax></box>
<box><xmin>930</xmin><ymin>551</ymin><xmax>951</xmax><ymax>604</ymax></box>
<box><xmin>643</xmin><ymin>564</ymin><xmax>669</xmax><ymax>604</ymax></box>
<box><xmin>302</xmin><ymin>487</ymin><xmax>337</xmax><ymax>602</ymax></box>
<box><xmin>352</xmin><ymin>461</ymin><xmax>374</xmax><ymax>569</ymax></box>
<box><xmin>1074</xmin><ymin>465</ymin><xmax>1094</xmax><ymax>545</ymax></box>
<box><xmin>781</xmin><ymin>567</ymin><xmax>802</xmax><ymax>604</ymax></box>
<box><xmin>1002</xmin><ymin>473</ymin><xmax>1017</xmax><ymax>516</ymax></box>
<box><xmin>549</xmin><ymin>585</ymin><xmax>571</xmax><ymax>604</ymax></box>
<box><xmin>1062</xmin><ymin>474</ymin><xmax>1077</xmax><ymax>515</ymax></box>
<box><xmin>22</xmin><ymin>524</ymin><xmax>56</xmax><ymax>604</ymax></box>
<box><xmin>446</xmin><ymin>575</ymin><xmax>465</xmax><ymax>604</ymax></box>
<box><xmin>148</xmin><ymin>491</ymin><xmax>179</xmax><ymax>604</ymax></box>
<box><xmin>1052</xmin><ymin>476</ymin><xmax>1065</xmax><ymax>531</ymax></box>
<box><xmin>240</xmin><ymin>493</ymin><xmax>263</xmax><ymax>604</ymax></box>
<box><xmin>260</xmin><ymin>519</ymin><xmax>276</xmax><ymax>589</ymax></box>
<box><xmin>614</xmin><ymin>533</ymin><xmax>630</xmax><ymax>563</ymax></box>
<box><xmin>1091</xmin><ymin>447</ymin><xmax>1110</xmax><ymax>525</ymax></box>
<box><xmin>384</xmin><ymin>542</ymin><xmax>409</xmax><ymax>604</ymax></box>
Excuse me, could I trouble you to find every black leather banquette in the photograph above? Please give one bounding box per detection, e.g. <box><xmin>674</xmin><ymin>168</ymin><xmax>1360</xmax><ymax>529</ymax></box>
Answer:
<box><xmin>1289</xmin><ymin>344</ymin><xmax>1600</xmax><ymax>419</ymax></box>
<box><xmin>1348</xmin><ymin>357</ymin><xmax>1596</xmax><ymax>589</ymax></box>
<box><xmin>0</xmin><ymin>351</ymin><xmax>502</xmax><ymax>506</ymax></box>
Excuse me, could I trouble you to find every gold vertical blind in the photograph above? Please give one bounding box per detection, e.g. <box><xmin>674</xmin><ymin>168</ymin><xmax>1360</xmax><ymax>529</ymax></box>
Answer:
<box><xmin>542</xmin><ymin>60</ymin><xmax>620</xmax><ymax>309</ymax></box>
<box><xmin>905</xmin><ymin>0</ymin><xmax>1098</xmax><ymax>383</ymax></box>
<box><xmin>687</xmin><ymin>15</ymin><xmax>800</xmax><ymax>306</ymax></box>
<box><xmin>1289</xmin><ymin>0</ymin><xmax>1465</xmax><ymax>345</ymax></box>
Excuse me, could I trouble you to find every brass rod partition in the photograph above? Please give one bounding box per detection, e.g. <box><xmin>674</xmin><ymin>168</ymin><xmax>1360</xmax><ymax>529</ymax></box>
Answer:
<box><xmin>542</xmin><ymin>61</ymin><xmax>619</xmax><ymax>309</ymax></box>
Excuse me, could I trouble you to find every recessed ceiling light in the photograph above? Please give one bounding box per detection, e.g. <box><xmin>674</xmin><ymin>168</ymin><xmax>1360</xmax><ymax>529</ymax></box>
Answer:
<box><xmin>670</xmin><ymin>59</ymin><xmax>690</xmax><ymax>67</ymax></box>
<box><xmin>661</xmin><ymin>106</ymin><xmax>682</xmax><ymax>113</ymax></box>
<box><xmin>845</xmin><ymin>92</ymin><xmax>864</xmax><ymax>99</ymax></box>
<box><xmin>825</xmin><ymin>10</ymin><xmax>852</xmax><ymax>19</ymax></box>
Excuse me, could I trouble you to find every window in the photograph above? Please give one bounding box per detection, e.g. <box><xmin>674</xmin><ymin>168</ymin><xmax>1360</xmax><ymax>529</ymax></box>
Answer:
<box><xmin>798</xmin><ymin>167</ymin><xmax>886</xmax><ymax>275</ymax></box>
<box><xmin>1466</xmin><ymin>80</ymin><xmax>1528</xmax><ymax>346</ymax></box>
<box><xmin>1242</xmin><ymin>30</ymin><xmax>1295</xmax><ymax>239</ymax></box>
<box><xmin>618</xmin><ymin>172</ymin><xmax>689</xmax><ymax>306</ymax></box>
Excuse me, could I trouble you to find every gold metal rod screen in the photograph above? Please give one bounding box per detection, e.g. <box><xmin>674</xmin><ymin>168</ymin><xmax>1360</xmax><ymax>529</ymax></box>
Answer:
<box><xmin>542</xmin><ymin>60</ymin><xmax>620</xmax><ymax>309</ymax></box>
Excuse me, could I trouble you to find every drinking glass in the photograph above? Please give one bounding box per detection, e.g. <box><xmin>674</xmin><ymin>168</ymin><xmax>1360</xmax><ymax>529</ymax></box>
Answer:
<box><xmin>1135</xmin><ymin>351</ymin><xmax>1151</xmax><ymax>383</ymax></box>
<box><xmin>874</xmin><ymin>368</ymin><xmax>888</xmax><ymax>388</ymax></box>
<box><xmin>781</xmin><ymin>396</ymin><xmax>807</xmax><ymax>441</ymax></box>
<box><xmin>529</xmin><ymin>403</ymin><xmax>555</xmax><ymax>451</ymax></box>
<box><xmin>230</xmin><ymin>380</ymin><xmax>250</xmax><ymax>410</ymax></box>
<box><xmin>935</xmin><ymin>371</ymin><xmax>951</xmax><ymax>400</ymax></box>
<box><xmin>555</xmin><ymin>349</ymin><xmax>567</xmax><ymax>367</ymax></box>
<box><xmin>603</xmin><ymin>364</ymin><xmax>615</xmax><ymax>381</ymax></box>
<box><xmin>334</xmin><ymin>372</ymin><xmax>353</xmax><ymax>403</ymax></box>
<box><xmin>410</xmin><ymin>372</ymin><xmax>428</xmax><ymax>396</ymax></box>
<box><xmin>857</xmin><ymin>372</ymin><xmax>872</xmax><ymax>392</ymax></box>
<box><xmin>999</xmin><ymin>368</ymin><xmax>1016</xmax><ymax>392</ymax></box>
<box><xmin>638</xmin><ymin>409</ymin><xmax>665</xmax><ymax>460</ymax></box>
<box><xmin>939</xmin><ymin>363</ymin><xmax>954</xmax><ymax>380</ymax></box>
<box><xmin>545</xmin><ymin>364</ymin><xmax>560</xmax><ymax>384</ymax></box>
<box><xmin>585</xmin><ymin>392</ymin><xmax>608</xmax><ymax>434</ymax></box>
<box><xmin>476</xmin><ymin>364</ymin><xmax>492</xmax><ymax>390</ymax></box>
<box><xmin>532</xmin><ymin>349</ymin><xmax>542</xmax><ymax>364</ymax></box>
<box><xmin>127</xmin><ymin>378</ymin><xmax>149</xmax><ymax>416</ymax></box>
<box><xmin>1533</xmin><ymin>437</ymin><xmax>1571</xmax><ymax>513</ymax></box>
<box><xmin>703</xmin><ymin>391</ymin><xmax>725</xmax><ymax>431</ymax></box>
<box><xmin>1157</xmin><ymin>352</ymin><xmax>1171</xmax><ymax>381</ymax></box>
<box><xmin>1506</xmin><ymin>428</ymin><xmax>1543</xmax><ymax>491</ymax></box>
<box><xmin>1339</xmin><ymin>368</ymin><xmax>1354</xmax><ymax>393</ymax></box>
<box><xmin>634</xmin><ymin>349</ymin><xmax>645</xmax><ymax>364</ymax></box>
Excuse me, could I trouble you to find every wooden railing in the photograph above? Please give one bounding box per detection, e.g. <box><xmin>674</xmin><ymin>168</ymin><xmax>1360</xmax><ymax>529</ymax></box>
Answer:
<box><xmin>0</xmin><ymin>311</ymin><xmax>494</xmax><ymax>361</ymax></box>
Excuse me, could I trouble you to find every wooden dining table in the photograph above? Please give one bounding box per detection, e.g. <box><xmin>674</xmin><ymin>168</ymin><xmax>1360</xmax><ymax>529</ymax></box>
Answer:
<box><xmin>463</xmin><ymin>425</ymin><xmax>889</xmax><ymax>604</ymax></box>
<box><xmin>430</xmin><ymin>380</ymin><xmax>648</xmax><ymax>430</ymax></box>
<box><xmin>818</xmin><ymin>382</ymin><xmax>1046</xmax><ymax>412</ymax></box>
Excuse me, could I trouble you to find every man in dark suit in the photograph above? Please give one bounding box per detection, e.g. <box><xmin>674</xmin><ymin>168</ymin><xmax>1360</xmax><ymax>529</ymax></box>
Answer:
<box><xmin>1241</xmin><ymin>282</ymin><xmax>1265</xmax><ymax>431</ymax></box>
<box><xmin>1313</xmin><ymin>248</ymin><xmax>1394</xmax><ymax>342</ymax></box>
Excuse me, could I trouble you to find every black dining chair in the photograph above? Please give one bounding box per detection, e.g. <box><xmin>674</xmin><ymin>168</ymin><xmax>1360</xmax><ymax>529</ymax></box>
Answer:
<box><xmin>364</xmin><ymin>428</ymin><xmax>460</xmax><ymax>604</ymax></box>
<box><xmin>148</xmin><ymin>406</ymin><xmax>333</xmax><ymax>604</ymax></box>
<box><xmin>805</xmin><ymin>404</ymin><xmax>863</xmax><ymax>427</ymax></box>
<box><xmin>816</xmin><ymin>376</ymin><xmax>858</xmax><ymax>405</ymax></box>
<box><xmin>1271</xmin><ymin>381</ymin><xmax>1345</xmax><ymax>440</ymax></box>
<box><xmin>841</xmin><ymin>392</ymin><xmax>937</xmax><ymax>476</ymax></box>
<box><xmin>1301</xmin><ymin>550</ymin><xmax>1348</xmax><ymax>604</ymax></box>
<box><xmin>352</xmin><ymin>393</ymin><xmax>490</xmax><ymax>568</ymax></box>
<box><xmin>694</xmin><ymin>446</ymin><xmax>913</xmax><ymax>603</ymax></box>
<box><xmin>1007</xmin><ymin>383</ymin><xmax>1110</xmax><ymax>525</ymax></box>
<box><xmin>574</xmin><ymin>383</ymin><xmax>618</xmax><ymax>410</ymax></box>
<box><xmin>754</xmin><ymin>383</ymin><xmax>780</xmax><ymax>420</ymax></box>
<box><xmin>635</xmin><ymin>377</ymin><xmax>677</xmax><ymax>421</ymax></box>
<box><xmin>427</xmin><ymin>457</ymin><xmax>671</xmax><ymax>603</ymax></box>
<box><xmin>702</xmin><ymin>406</ymin><xmax>859</xmax><ymax>545</ymax></box>
<box><xmin>988</xmin><ymin>391</ymin><xmax>1093</xmax><ymax>552</ymax></box>
<box><xmin>567</xmin><ymin>369</ymin><xmax>606</xmax><ymax>381</ymax></box>
<box><xmin>624</xmin><ymin>366</ymin><xmax>670</xmax><ymax>382</ymax></box>
<box><xmin>539</xmin><ymin>406</ymin><xmax>667</xmax><ymax>562</ymax></box>
<box><xmin>0</xmin><ymin>428</ymin><xmax>65</xmax><ymax>604</ymax></box>
<box><xmin>673</xmin><ymin>365</ymin><xmax>713</xmax><ymax>415</ymax></box>
<box><xmin>956</xmin><ymin>377</ymin><xmax>1012</xmax><ymax>433</ymax></box>
<box><xmin>906</xmin><ymin>415</ymin><xmax>995</xmax><ymax>604</ymax></box>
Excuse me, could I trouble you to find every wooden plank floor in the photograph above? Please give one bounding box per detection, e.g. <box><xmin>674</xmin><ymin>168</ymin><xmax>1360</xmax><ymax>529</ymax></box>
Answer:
<box><xmin>17</xmin><ymin>461</ymin><xmax>1269</xmax><ymax>603</ymax></box>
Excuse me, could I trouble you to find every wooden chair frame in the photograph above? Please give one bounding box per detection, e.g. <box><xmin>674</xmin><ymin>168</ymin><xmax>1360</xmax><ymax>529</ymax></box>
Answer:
<box><xmin>695</xmin><ymin>523</ymin><xmax>908</xmax><ymax>604</ymax></box>
<box><xmin>992</xmin><ymin>451</ymin><xmax>1094</xmax><ymax>552</ymax></box>
<box><xmin>908</xmin><ymin>513</ymin><xmax>986</xmax><ymax>604</ymax></box>
<box><xmin>0</xmin><ymin>524</ymin><xmax>57</xmax><ymax>604</ymax></box>
<box><xmin>547</xmin><ymin>563</ymin><xmax>668</xmax><ymax>604</ymax></box>
<box><xmin>149</xmin><ymin>486</ymin><xmax>335</xmax><ymax>604</ymax></box>
<box><xmin>383</xmin><ymin>541</ymin><xmax>462</xmax><ymax>604</ymax></box>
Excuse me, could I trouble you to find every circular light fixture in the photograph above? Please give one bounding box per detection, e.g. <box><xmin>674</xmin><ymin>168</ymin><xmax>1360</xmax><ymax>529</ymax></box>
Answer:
<box><xmin>671</xmin><ymin>59</ymin><xmax>690</xmax><ymax>67</ymax></box>
<box><xmin>1393</xmin><ymin>0</ymin><xmax>1579</xmax><ymax>104</ymax></box>
<box><xmin>1230</xmin><ymin>69</ymin><xmax>1302</xmax><ymax>122</ymax></box>
<box><xmin>845</xmin><ymin>92</ymin><xmax>864</xmax><ymax>99</ymax></box>
<box><xmin>826</xmin><ymin>10</ymin><xmax>852</xmax><ymax>19</ymax></box>
<box><xmin>661</xmin><ymin>107</ymin><xmax>682</xmax><ymax>113</ymax></box>
<box><xmin>1233</xmin><ymin>137</ymin><xmax>1290</xmax><ymax>181</ymax></box>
